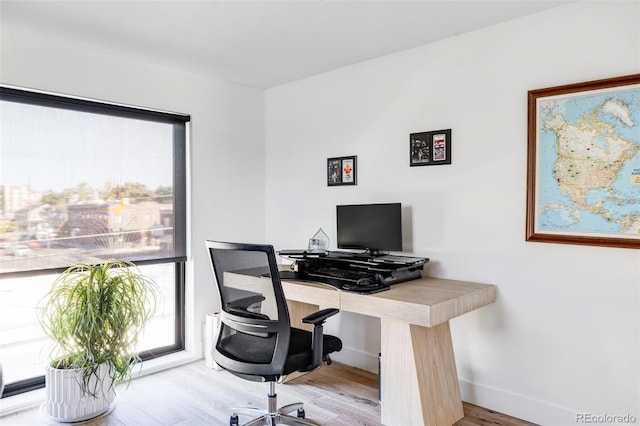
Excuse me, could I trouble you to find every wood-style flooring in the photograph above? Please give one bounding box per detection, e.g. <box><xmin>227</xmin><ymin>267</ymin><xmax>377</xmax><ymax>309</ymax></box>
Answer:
<box><xmin>1</xmin><ymin>360</ymin><xmax>537</xmax><ymax>426</ymax></box>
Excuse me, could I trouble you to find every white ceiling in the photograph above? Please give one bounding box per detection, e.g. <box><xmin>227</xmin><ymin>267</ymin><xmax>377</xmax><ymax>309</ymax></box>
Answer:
<box><xmin>1</xmin><ymin>1</ymin><xmax>572</xmax><ymax>89</ymax></box>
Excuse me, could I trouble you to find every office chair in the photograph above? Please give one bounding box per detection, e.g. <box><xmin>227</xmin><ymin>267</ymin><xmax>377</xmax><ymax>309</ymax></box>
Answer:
<box><xmin>206</xmin><ymin>241</ymin><xmax>343</xmax><ymax>426</ymax></box>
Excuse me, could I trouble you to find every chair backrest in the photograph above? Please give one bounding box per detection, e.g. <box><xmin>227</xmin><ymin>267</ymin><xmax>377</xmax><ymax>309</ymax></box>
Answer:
<box><xmin>205</xmin><ymin>241</ymin><xmax>291</xmax><ymax>378</ymax></box>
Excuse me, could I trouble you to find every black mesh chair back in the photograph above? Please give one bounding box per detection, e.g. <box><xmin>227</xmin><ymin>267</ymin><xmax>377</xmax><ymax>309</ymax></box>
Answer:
<box><xmin>207</xmin><ymin>241</ymin><xmax>291</xmax><ymax>380</ymax></box>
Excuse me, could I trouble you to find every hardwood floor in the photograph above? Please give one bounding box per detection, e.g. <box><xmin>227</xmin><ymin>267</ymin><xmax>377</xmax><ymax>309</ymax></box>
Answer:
<box><xmin>1</xmin><ymin>360</ymin><xmax>536</xmax><ymax>426</ymax></box>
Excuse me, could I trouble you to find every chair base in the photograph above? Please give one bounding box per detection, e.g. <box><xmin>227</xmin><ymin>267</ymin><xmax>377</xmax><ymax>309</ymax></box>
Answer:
<box><xmin>231</xmin><ymin>404</ymin><xmax>316</xmax><ymax>426</ymax></box>
<box><xmin>234</xmin><ymin>412</ymin><xmax>315</xmax><ymax>426</ymax></box>
<box><xmin>230</xmin><ymin>382</ymin><xmax>317</xmax><ymax>426</ymax></box>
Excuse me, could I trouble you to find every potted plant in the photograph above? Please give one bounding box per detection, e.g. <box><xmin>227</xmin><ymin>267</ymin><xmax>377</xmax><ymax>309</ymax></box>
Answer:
<box><xmin>38</xmin><ymin>260</ymin><xmax>159</xmax><ymax>422</ymax></box>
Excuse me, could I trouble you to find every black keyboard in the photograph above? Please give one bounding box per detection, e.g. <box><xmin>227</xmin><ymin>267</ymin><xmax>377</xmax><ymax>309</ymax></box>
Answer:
<box><xmin>306</xmin><ymin>266</ymin><xmax>374</xmax><ymax>283</ymax></box>
<box><xmin>278</xmin><ymin>267</ymin><xmax>388</xmax><ymax>294</ymax></box>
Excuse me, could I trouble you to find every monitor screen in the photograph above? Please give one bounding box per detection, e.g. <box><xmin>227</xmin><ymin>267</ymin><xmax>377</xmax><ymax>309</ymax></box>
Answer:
<box><xmin>336</xmin><ymin>203</ymin><xmax>402</xmax><ymax>254</ymax></box>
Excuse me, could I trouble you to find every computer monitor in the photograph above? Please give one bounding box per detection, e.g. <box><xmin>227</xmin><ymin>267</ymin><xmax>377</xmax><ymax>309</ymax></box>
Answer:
<box><xmin>336</xmin><ymin>203</ymin><xmax>402</xmax><ymax>255</ymax></box>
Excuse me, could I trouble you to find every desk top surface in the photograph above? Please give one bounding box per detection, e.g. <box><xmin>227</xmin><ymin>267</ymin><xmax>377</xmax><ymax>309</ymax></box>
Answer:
<box><xmin>282</xmin><ymin>275</ymin><xmax>496</xmax><ymax>327</ymax></box>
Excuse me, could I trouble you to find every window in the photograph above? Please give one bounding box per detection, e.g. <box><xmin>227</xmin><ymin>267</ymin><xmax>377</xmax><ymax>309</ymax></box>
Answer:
<box><xmin>0</xmin><ymin>86</ymin><xmax>189</xmax><ymax>397</ymax></box>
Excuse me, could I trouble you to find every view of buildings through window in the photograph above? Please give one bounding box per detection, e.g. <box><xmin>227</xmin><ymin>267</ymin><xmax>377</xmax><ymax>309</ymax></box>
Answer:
<box><xmin>1</xmin><ymin>182</ymin><xmax>176</xmax><ymax>273</ymax></box>
<box><xmin>0</xmin><ymin>87</ymin><xmax>187</xmax><ymax>394</ymax></box>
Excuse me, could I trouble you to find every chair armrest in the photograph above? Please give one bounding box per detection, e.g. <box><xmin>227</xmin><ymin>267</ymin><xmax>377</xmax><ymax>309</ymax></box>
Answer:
<box><xmin>302</xmin><ymin>308</ymin><xmax>339</xmax><ymax>326</ymax></box>
<box><xmin>227</xmin><ymin>294</ymin><xmax>265</xmax><ymax>310</ymax></box>
<box><xmin>226</xmin><ymin>307</ymin><xmax>270</xmax><ymax>320</ymax></box>
<box><xmin>300</xmin><ymin>308</ymin><xmax>340</xmax><ymax>371</ymax></box>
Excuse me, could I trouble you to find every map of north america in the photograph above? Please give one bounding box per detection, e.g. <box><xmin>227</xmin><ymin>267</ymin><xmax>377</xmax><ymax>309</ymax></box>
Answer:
<box><xmin>537</xmin><ymin>87</ymin><xmax>640</xmax><ymax>237</ymax></box>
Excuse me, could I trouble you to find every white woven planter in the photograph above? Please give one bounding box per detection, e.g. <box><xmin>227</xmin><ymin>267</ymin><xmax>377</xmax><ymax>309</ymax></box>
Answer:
<box><xmin>45</xmin><ymin>364</ymin><xmax>115</xmax><ymax>422</ymax></box>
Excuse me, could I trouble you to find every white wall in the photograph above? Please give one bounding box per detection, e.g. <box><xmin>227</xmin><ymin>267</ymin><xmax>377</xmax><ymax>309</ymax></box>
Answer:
<box><xmin>0</xmin><ymin>24</ymin><xmax>266</xmax><ymax>358</ymax></box>
<box><xmin>265</xmin><ymin>2</ymin><xmax>640</xmax><ymax>424</ymax></box>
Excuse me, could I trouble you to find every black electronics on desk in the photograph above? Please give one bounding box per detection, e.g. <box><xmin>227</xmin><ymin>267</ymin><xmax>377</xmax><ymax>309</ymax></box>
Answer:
<box><xmin>278</xmin><ymin>202</ymin><xmax>427</xmax><ymax>293</ymax></box>
<box><xmin>278</xmin><ymin>251</ymin><xmax>427</xmax><ymax>293</ymax></box>
<box><xmin>337</xmin><ymin>202</ymin><xmax>402</xmax><ymax>256</ymax></box>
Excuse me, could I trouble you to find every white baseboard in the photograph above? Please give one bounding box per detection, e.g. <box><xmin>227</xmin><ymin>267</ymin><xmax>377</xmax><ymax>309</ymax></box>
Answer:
<box><xmin>133</xmin><ymin>349</ymin><xmax>201</xmax><ymax>378</ymax></box>
<box><xmin>459</xmin><ymin>379</ymin><xmax>577</xmax><ymax>425</ymax></box>
<box><xmin>330</xmin><ymin>346</ymin><xmax>379</xmax><ymax>374</ymax></box>
<box><xmin>0</xmin><ymin>388</ymin><xmax>45</xmax><ymax>418</ymax></box>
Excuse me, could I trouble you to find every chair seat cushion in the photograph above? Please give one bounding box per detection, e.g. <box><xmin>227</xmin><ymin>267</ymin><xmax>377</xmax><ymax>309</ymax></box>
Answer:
<box><xmin>218</xmin><ymin>327</ymin><xmax>342</xmax><ymax>377</ymax></box>
<box><xmin>283</xmin><ymin>328</ymin><xmax>342</xmax><ymax>375</ymax></box>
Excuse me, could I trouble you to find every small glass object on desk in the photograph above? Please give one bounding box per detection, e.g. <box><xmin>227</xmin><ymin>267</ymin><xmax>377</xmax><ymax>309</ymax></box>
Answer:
<box><xmin>309</xmin><ymin>228</ymin><xmax>329</xmax><ymax>252</ymax></box>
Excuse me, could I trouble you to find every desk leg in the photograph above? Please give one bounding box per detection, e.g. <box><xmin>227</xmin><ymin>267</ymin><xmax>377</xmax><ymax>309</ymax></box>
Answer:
<box><xmin>286</xmin><ymin>300</ymin><xmax>318</xmax><ymax>332</ymax></box>
<box><xmin>281</xmin><ymin>300</ymin><xmax>320</xmax><ymax>383</ymax></box>
<box><xmin>380</xmin><ymin>319</ymin><xmax>463</xmax><ymax>426</ymax></box>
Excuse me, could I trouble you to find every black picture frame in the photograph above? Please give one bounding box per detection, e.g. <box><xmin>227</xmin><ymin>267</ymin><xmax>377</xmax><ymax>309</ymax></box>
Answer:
<box><xmin>410</xmin><ymin>129</ymin><xmax>452</xmax><ymax>166</ymax></box>
<box><xmin>327</xmin><ymin>156</ymin><xmax>357</xmax><ymax>186</ymax></box>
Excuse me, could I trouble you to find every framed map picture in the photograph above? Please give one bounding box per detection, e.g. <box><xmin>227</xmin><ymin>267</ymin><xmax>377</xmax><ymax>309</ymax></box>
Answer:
<box><xmin>526</xmin><ymin>74</ymin><xmax>640</xmax><ymax>249</ymax></box>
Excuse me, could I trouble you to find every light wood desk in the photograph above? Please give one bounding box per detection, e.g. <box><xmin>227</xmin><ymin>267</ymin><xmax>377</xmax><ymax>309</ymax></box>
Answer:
<box><xmin>280</xmin><ymin>276</ymin><xmax>496</xmax><ymax>426</ymax></box>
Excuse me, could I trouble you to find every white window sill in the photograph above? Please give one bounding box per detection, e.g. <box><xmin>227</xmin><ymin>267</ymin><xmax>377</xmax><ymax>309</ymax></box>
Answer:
<box><xmin>0</xmin><ymin>350</ymin><xmax>201</xmax><ymax>417</ymax></box>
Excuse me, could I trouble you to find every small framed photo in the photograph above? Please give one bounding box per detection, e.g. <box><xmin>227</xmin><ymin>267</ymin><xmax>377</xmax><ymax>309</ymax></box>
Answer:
<box><xmin>410</xmin><ymin>129</ymin><xmax>452</xmax><ymax>166</ymax></box>
<box><xmin>327</xmin><ymin>155</ymin><xmax>357</xmax><ymax>186</ymax></box>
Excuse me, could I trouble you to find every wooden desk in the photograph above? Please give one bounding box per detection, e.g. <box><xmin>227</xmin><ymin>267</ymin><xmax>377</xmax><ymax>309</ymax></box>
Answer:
<box><xmin>281</xmin><ymin>276</ymin><xmax>496</xmax><ymax>426</ymax></box>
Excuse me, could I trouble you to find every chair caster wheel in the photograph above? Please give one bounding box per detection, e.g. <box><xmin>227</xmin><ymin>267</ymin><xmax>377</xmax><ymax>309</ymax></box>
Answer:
<box><xmin>297</xmin><ymin>408</ymin><xmax>306</xmax><ymax>419</ymax></box>
<box><xmin>230</xmin><ymin>413</ymin><xmax>239</xmax><ymax>425</ymax></box>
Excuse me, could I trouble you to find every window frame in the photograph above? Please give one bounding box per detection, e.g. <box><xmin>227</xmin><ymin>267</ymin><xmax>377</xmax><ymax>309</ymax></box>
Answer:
<box><xmin>0</xmin><ymin>86</ymin><xmax>188</xmax><ymax>397</ymax></box>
